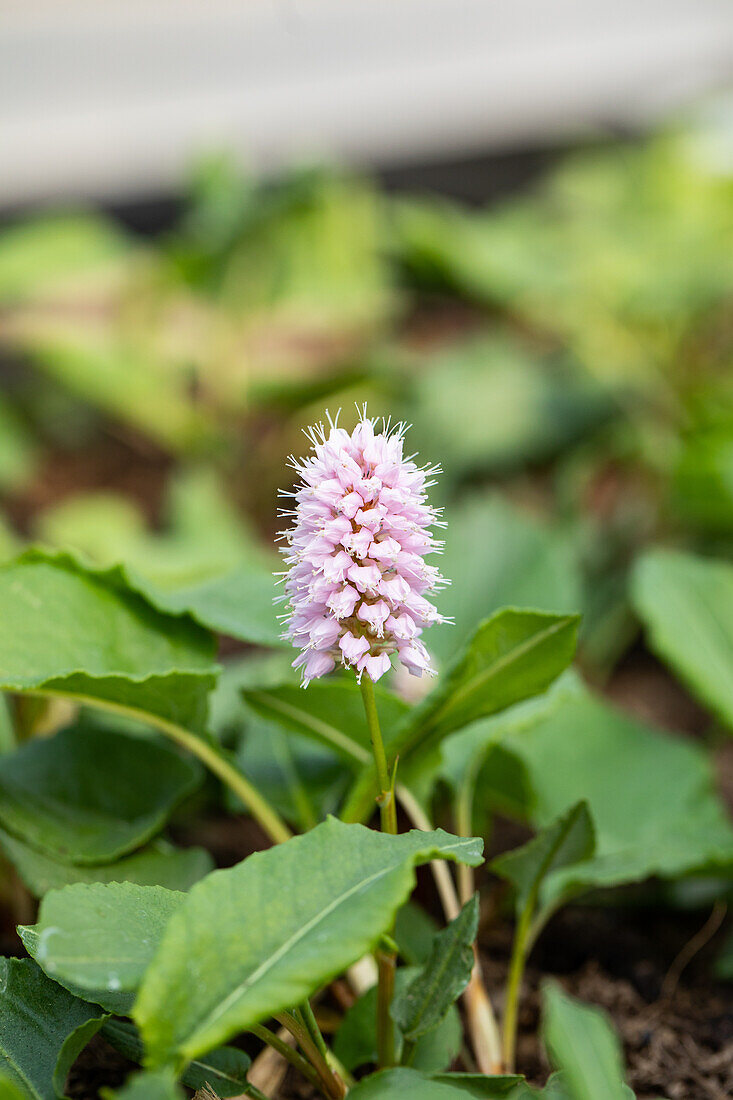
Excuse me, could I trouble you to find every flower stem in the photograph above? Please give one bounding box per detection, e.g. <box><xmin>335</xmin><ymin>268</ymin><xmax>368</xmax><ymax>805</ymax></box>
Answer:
<box><xmin>358</xmin><ymin>673</ymin><xmax>398</xmax><ymax>1069</ymax></box>
<box><xmin>359</xmin><ymin>676</ymin><xmax>397</xmax><ymax>835</ymax></box>
<box><xmin>502</xmin><ymin>901</ymin><xmax>533</xmax><ymax>1073</ymax></box>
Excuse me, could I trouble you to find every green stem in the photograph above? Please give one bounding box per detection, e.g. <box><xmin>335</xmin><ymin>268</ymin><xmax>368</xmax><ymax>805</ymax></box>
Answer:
<box><xmin>401</xmin><ymin>1038</ymin><xmax>417</xmax><ymax>1067</ymax></box>
<box><xmin>296</xmin><ymin>1001</ymin><xmax>329</xmax><ymax>1061</ymax></box>
<box><xmin>359</xmin><ymin>676</ymin><xmax>397</xmax><ymax>835</ymax></box>
<box><xmin>359</xmin><ymin>673</ymin><xmax>399</xmax><ymax>1070</ymax></box>
<box><xmin>21</xmin><ymin>688</ymin><xmax>292</xmax><ymax>846</ymax></box>
<box><xmin>249</xmin><ymin>1023</ymin><xmax>322</xmax><ymax>1091</ymax></box>
<box><xmin>502</xmin><ymin>901</ymin><xmax>533</xmax><ymax>1073</ymax></box>
<box><xmin>454</xmin><ymin>778</ymin><xmax>475</xmax><ymax>906</ymax></box>
<box><xmin>278</xmin><ymin>1013</ymin><xmax>346</xmax><ymax>1099</ymax></box>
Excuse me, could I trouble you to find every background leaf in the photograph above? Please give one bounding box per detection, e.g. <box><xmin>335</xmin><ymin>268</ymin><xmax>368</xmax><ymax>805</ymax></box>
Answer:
<box><xmin>429</xmin><ymin>495</ymin><xmax>582</xmax><ymax>669</ymax></box>
<box><xmin>541</xmin><ymin>984</ymin><xmax>628</xmax><ymax>1100</ymax></box>
<box><xmin>242</xmin><ymin>678</ymin><xmax>410</xmax><ymax>766</ymax></box>
<box><xmin>101</xmin><ymin>1020</ymin><xmax>259</xmax><ymax>1100</ymax></box>
<box><xmin>491</xmin><ymin>803</ymin><xmax>595</xmax><ymax>915</ymax></box>
<box><xmin>632</xmin><ymin>549</ymin><xmax>733</xmax><ymax>731</ymax></box>
<box><xmin>334</xmin><ymin>968</ymin><xmax>461</xmax><ymax>1073</ymax></box>
<box><xmin>100</xmin><ymin>1068</ymin><xmax>184</xmax><ymax>1100</ymax></box>
<box><xmin>0</xmin><ymin>550</ymin><xmax>217</xmax><ymax>733</ymax></box>
<box><xmin>0</xmin><ymin>957</ymin><xmax>106</xmax><ymax>1100</ymax></box>
<box><xmin>474</xmin><ymin>687</ymin><xmax>733</xmax><ymax>899</ymax></box>
<box><xmin>0</xmin><ymin>830</ymin><xmax>212</xmax><ymax>897</ymax></box>
<box><xmin>0</xmin><ymin>722</ymin><xmax>201</xmax><ymax>864</ymax></box>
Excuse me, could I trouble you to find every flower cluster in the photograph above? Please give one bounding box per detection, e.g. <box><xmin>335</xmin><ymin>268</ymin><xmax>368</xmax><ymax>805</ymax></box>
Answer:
<box><xmin>278</xmin><ymin>411</ymin><xmax>448</xmax><ymax>685</ymax></box>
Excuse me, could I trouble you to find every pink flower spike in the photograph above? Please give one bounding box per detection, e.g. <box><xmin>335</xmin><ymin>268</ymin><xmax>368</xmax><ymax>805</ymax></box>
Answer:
<box><xmin>358</xmin><ymin>651</ymin><xmax>392</xmax><ymax>682</ymax></box>
<box><xmin>279</xmin><ymin>410</ymin><xmax>448</xmax><ymax>685</ymax></box>
<box><xmin>339</xmin><ymin>632</ymin><xmax>370</xmax><ymax>664</ymax></box>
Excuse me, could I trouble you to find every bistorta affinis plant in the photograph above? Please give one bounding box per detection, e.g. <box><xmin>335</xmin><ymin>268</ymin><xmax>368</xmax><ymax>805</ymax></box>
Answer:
<box><xmin>278</xmin><ymin>407</ymin><xmax>449</xmax><ymax>687</ymax></box>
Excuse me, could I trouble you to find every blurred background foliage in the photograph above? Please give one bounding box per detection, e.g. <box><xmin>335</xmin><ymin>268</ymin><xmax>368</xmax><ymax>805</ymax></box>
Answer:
<box><xmin>0</xmin><ymin>120</ymin><xmax>730</xmax><ymax>683</ymax></box>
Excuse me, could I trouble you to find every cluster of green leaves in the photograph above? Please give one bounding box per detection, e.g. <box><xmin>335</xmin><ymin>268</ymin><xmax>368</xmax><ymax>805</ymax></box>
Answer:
<box><xmin>0</xmin><ymin>535</ymin><xmax>591</xmax><ymax>1097</ymax></box>
<box><xmin>0</xmin><ymin>118</ymin><xmax>730</xmax><ymax>1099</ymax></box>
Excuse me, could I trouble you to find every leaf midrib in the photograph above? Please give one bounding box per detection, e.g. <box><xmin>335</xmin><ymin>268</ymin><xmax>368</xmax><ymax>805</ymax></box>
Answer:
<box><xmin>246</xmin><ymin>691</ymin><xmax>370</xmax><ymax>765</ymax></box>
<box><xmin>170</xmin><ymin>836</ymin><xmax>477</xmax><ymax>1055</ymax></box>
<box><xmin>416</xmin><ymin>615</ymin><xmax>574</xmax><ymax>742</ymax></box>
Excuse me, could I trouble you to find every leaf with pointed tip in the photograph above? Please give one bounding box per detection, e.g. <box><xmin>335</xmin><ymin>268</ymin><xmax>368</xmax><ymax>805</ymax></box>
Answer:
<box><xmin>21</xmin><ymin>882</ymin><xmax>186</xmax><ymax>1014</ymax></box>
<box><xmin>0</xmin><ymin>957</ymin><xmax>107</xmax><ymax>1100</ymax></box>
<box><xmin>135</xmin><ymin>819</ymin><xmax>483</xmax><ymax>1068</ymax></box>
<box><xmin>0</xmin><ymin>723</ymin><xmax>201</xmax><ymax>864</ymax></box>
<box><xmin>334</xmin><ymin>968</ymin><xmax>461</xmax><ymax>1073</ymax></box>
<box><xmin>392</xmin><ymin>894</ymin><xmax>478</xmax><ymax>1041</ymax></box>
<box><xmin>0</xmin><ymin>550</ymin><xmax>217</xmax><ymax>733</ymax></box>
<box><xmin>491</xmin><ymin>803</ymin><xmax>595</xmax><ymax>917</ymax></box>
<box><xmin>632</xmin><ymin>550</ymin><xmax>733</xmax><ymax>731</ymax></box>
<box><xmin>541</xmin><ymin>985</ymin><xmax>628</xmax><ymax>1100</ymax></box>
<box><xmin>344</xmin><ymin>610</ymin><xmax>579</xmax><ymax>822</ymax></box>
<box><xmin>0</xmin><ymin>829</ymin><xmax>212</xmax><ymax>897</ymax></box>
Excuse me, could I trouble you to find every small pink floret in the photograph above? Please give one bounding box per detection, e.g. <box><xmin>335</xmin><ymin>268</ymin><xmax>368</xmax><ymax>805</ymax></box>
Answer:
<box><xmin>278</xmin><ymin>410</ymin><xmax>448</xmax><ymax>686</ymax></box>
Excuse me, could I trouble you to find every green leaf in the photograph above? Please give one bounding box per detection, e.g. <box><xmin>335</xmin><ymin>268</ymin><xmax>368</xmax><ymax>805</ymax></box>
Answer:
<box><xmin>431</xmin><ymin>1075</ymin><xmax>526</xmax><ymax>1098</ymax></box>
<box><xmin>408</xmin><ymin>335</ymin><xmax>611</xmax><ymax>483</ymax></box>
<box><xmin>0</xmin><ymin>697</ymin><xmax>15</xmax><ymax>756</ymax></box>
<box><xmin>542</xmin><ymin>985</ymin><xmax>628</xmax><ymax>1100</ymax></box>
<box><xmin>334</xmin><ymin>968</ymin><xmax>461</xmax><ymax>1073</ymax></box>
<box><xmin>499</xmin><ymin>689</ymin><xmax>733</xmax><ymax>897</ymax></box>
<box><xmin>0</xmin><ymin>549</ymin><xmax>217</xmax><ymax>733</ymax></box>
<box><xmin>101</xmin><ymin>1068</ymin><xmax>183</xmax><ymax>1100</ymax></box>
<box><xmin>632</xmin><ymin>549</ymin><xmax>733</xmax><ymax>731</ymax></box>
<box><xmin>540</xmin><ymin>1074</ymin><xmax>634</xmax><ymax>1100</ymax></box>
<box><xmin>0</xmin><ymin>723</ymin><xmax>201</xmax><ymax>864</ymax></box>
<box><xmin>0</xmin><ymin>956</ymin><xmax>106</xmax><ymax>1100</ymax></box>
<box><xmin>233</xmin><ymin>718</ymin><xmax>345</xmax><ymax>830</ymax></box>
<box><xmin>0</xmin><ymin>829</ymin><xmax>213</xmax><ymax>897</ymax></box>
<box><xmin>35</xmin><ymin>471</ymin><xmax>285</xmax><ymax>649</ymax></box>
<box><xmin>20</xmin><ymin>882</ymin><xmax>186</xmax><ymax>1013</ymax></box>
<box><xmin>348</xmin><ymin>1068</ymin><xmax>520</xmax><ymax>1099</ymax></box>
<box><xmin>134</xmin><ymin>819</ymin><xmax>483</xmax><ymax>1067</ymax></box>
<box><xmin>343</xmin><ymin>610</ymin><xmax>579</xmax><ymax>823</ymax></box>
<box><xmin>429</xmin><ymin>495</ymin><xmax>582</xmax><ymax>668</ymax></box>
<box><xmin>101</xmin><ymin>1020</ymin><xmax>260</xmax><ymax>1099</ymax></box>
<box><xmin>399</xmin><ymin>610</ymin><xmax>579</xmax><ymax>757</ymax></box>
<box><xmin>392</xmin><ymin>895</ymin><xmax>478</xmax><ymax>1041</ymax></box>
<box><xmin>393</xmin><ymin>902</ymin><xmax>440</xmax><ymax>966</ymax></box>
<box><xmin>0</xmin><ymin>213</ymin><xmax>131</xmax><ymax>302</ymax></box>
<box><xmin>0</xmin><ymin>1076</ymin><xmax>27</xmax><ymax>1100</ymax></box>
<box><xmin>242</xmin><ymin>679</ymin><xmax>410</xmax><ymax>766</ymax></box>
<box><xmin>491</xmin><ymin>803</ymin><xmax>595</xmax><ymax>916</ymax></box>
<box><xmin>0</xmin><ymin>397</ymin><xmax>37</xmax><ymax>493</ymax></box>
<box><xmin>439</xmin><ymin>671</ymin><xmax>583</xmax><ymax>805</ymax></box>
